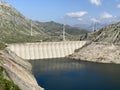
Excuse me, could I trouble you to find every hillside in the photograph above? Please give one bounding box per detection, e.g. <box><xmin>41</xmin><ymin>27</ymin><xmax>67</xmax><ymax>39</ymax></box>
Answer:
<box><xmin>0</xmin><ymin>48</ymin><xmax>44</xmax><ymax>90</ymax></box>
<box><xmin>0</xmin><ymin>1</ymin><xmax>47</xmax><ymax>43</ymax></box>
<box><xmin>0</xmin><ymin>1</ymin><xmax>89</xmax><ymax>43</ymax></box>
<box><xmin>74</xmin><ymin>23</ymin><xmax>109</xmax><ymax>31</ymax></box>
<box><xmin>69</xmin><ymin>42</ymin><xmax>120</xmax><ymax>64</ymax></box>
<box><xmin>0</xmin><ymin>66</ymin><xmax>20</xmax><ymax>90</ymax></box>
<box><xmin>81</xmin><ymin>22</ymin><xmax>120</xmax><ymax>43</ymax></box>
<box><xmin>37</xmin><ymin>21</ymin><xmax>89</xmax><ymax>41</ymax></box>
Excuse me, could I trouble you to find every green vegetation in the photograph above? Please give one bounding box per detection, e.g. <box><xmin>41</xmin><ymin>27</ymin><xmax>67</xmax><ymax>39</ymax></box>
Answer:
<box><xmin>0</xmin><ymin>42</ymin><xmax>7</xmax><ymax>50</ymax></box>
<box><xmin>0</xmin><ymin>66</ymin><xmax>20</xmax><ymax>90</ymax></box>
<box><xmin>0</xmin><ymin>2</ymin><xmax>89</xmax><ymax>43</ymax></box>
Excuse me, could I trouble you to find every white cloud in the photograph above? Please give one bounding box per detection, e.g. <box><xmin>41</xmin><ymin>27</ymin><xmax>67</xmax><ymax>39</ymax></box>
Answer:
<box><xmin>90</xmin><ymin>18</ymin><xmax>100</xmax><ymax>23</ymax></box>
<box><xmin>117</xmin><ymin>4</ymin><xmax>120</xmax><ymax>8</ymax></box>
<box><xmin>90</xmin><ymin>0</ymin><xmax>101</xmax><ymax>6</ymax></box>
<box><xmin>66</xmin><ymin>11</ymin><xmax>88</xmax><ymax>18</ymax></box>
<box><xmin>101</xmin><ymin>12</ymin><xmax>113</xmax><ymax>19</ymax></box>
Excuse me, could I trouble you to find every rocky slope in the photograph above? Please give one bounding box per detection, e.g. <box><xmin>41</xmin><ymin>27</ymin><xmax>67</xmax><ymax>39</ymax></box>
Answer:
<box><xmin>81</xmin><ymin>22</ymin><xmax>120</xmax><ymax>43</ymax></box>
<box><xmin>0</xmin><ymin>66</ymin><xmax>20</xmax><ymax>90</ymax></box>
<box><xmin>0</xmin><ymin>1</ymin><xmax>46</xmax><ymax>43</ymax></box>
<box><xmin>0</xmin><ymin>1</ymin><xmax>88</xmax><ymax>43</ymax></box>
<box><xmin>0</xmin><ymin>48</ymin><xmax>44</xmax><ymax>90</ymax></box>
<box><xmin>69</xmin><ymin>42</ymin><xmax>120</xmax><ymax>64</ymax></box>
<box><xmin>75</xmin><ymin>19</ymin><xmax>120</xmax><ymax>64</ymax></box>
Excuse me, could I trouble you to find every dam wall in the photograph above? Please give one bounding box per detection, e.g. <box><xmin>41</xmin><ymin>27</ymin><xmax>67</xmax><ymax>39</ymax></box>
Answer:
<box><xmin>7</xmin><ymin>41</ymin><xmax>87</xmax><ymax>60</ymax></box>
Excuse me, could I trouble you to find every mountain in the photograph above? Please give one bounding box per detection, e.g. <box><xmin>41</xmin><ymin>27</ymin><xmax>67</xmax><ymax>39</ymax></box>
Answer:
<box><xmin>74</xmin><ymin>23</ymin><xmax>111</xmax><ymax>31</ymax></box>
<box><xmin>36</xmin><ymin>21</ymin><xmax>90</xmax><ymax>41</ymax></box>
<box><xmin>81</xmin><ymin>22</ymin><xmax>120</xmax><ymax>43</ymax></box>
<box><xmin>0</xmin><ymin>1</ymin><xmax>89</xmax><ymax>43</ymax></box>
<box><xmin>0</xmin><ymin>1</ymin><xmax>47</xmax><ymax>43</ymax></box>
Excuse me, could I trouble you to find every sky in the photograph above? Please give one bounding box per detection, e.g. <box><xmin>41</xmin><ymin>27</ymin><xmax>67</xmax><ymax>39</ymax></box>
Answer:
<box><xmin>3</xmin><ymin>0</ymin><xmax>120</xmax><ymax>25</ymax></box>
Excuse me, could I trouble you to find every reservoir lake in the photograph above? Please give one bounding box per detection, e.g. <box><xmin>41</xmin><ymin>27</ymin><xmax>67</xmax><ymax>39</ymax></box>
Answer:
<box><xmin>30</xmin><ymin>58</ymin><xmax>120</xmax><ymax>90</ymax></box>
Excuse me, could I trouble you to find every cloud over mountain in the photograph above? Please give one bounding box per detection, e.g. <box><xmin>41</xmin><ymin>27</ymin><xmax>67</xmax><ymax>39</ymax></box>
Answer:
<box><xmin>101</xmin><ymin>12</ymin><xmax>113</xmax><ymax>19</ymax></box>
<box><xmin>66</xmin><ymin>11</ymin><xmax>88</xmax><ymax>18</ymax></box>
<box><xmin>91</xmin><ymin>18</ymin><xmax>100</xmax><ymax>23</ymax></box>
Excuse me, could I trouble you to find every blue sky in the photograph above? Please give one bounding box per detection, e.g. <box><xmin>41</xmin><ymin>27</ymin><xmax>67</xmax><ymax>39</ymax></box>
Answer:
<box><xmin>3</xmin><ymin>0</ymin><xmax>120</xmax><ymax>25</ymax></box>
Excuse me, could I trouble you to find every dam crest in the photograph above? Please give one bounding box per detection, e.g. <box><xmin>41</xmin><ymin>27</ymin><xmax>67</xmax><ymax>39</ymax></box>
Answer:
<box><xmin>8</xmin><ymin>41</ymin><xmax>87</xmax><ymax>60</ymax></box>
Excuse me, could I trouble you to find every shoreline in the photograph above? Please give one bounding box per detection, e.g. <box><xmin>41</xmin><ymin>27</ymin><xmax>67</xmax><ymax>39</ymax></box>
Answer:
<box><xmin>0</xmin><ymin>48</ymin><xmax>44</xmax><ymax>90</ymax></box>
<box><xmin>68</xmin><ymin>42</ymin><xmax>120</xmax><ymax>64</ymax></box>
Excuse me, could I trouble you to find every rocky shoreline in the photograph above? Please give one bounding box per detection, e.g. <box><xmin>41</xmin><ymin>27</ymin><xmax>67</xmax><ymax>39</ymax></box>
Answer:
<box><xmin>0</xmin><ymin>48</ymin><xmax>44</xmax><ymax>90</ymax></box>
<box><xmin>68</xmin><ymin>42</ymin><xmax>120</xmax><ymax>64</ymax></box>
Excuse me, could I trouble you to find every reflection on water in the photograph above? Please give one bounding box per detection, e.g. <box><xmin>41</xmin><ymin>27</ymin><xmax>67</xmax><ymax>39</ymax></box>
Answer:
<box><xmin>31</xmin><ymin>58</ymin><xmax>85</xmax><ymax>73</ymax></box>
<box><xmin>30</xmin><ymin>58</ymin><xmax>120</xmax><ymax>90</ymax></box>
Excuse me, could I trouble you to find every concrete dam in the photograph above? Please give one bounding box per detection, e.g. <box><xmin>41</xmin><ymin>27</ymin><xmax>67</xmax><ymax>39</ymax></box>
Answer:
<box><xmin>7</xmin><ymin>41</ymin><xmax>87</xmax><ymax>60</ymax></box>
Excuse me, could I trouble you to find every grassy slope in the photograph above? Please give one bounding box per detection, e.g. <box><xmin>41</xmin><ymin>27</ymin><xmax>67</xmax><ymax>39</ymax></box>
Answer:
<box><xmin>0</xmin><ymin>2</ymin><xmax>89</xmax><ymax>43</ymax></box>
<box><xmin>0</xmin><ymin>66</ymin><xmax>20</xmax><ymax>90</ymax></box>
<box><xmin>0</xmin><ymin>42</ymin><xmax>20</xmax><ymax>90</ymax></box>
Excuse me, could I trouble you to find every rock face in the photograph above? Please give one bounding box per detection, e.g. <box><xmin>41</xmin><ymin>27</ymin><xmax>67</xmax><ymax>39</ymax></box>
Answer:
<box><xmin>76</xmin><ymin>20</ymin><xmax>120</xmax><ymax>64</ymax></box>
<box><xmin>81</xmin><ymin>22</ymin><xmax>120</xmax><ymax>43</ymax></box>
<box><xmin>69</xmin><ymin>42</ymin><xmax>120</xmax><ymax>64</ymax></box>
<box><xmin>0</xmin><ymin>48</ymin><xmax>44</xmax><ymax>90</ymax></box>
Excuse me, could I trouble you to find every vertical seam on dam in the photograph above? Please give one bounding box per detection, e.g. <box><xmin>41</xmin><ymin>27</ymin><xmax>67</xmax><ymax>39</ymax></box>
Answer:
<box><xmin>7</xmin><ymin>41</ymin><xmax>87</xmax><ymax>60</ymax></box>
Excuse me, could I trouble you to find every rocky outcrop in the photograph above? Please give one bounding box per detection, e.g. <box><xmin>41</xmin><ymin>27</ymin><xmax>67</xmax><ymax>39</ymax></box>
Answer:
<box><xmin>0</xmin><ymin>48</ymin><xmax>44</xmax><ymax>90</ymax></box>
<box><xmin>69</xmin><ymin>42</ymin><xmax>120</xmax><ymax>64</ymax></box>
<box><xmin>81</xmin><ymin>22</ymin><xmax>120</xmax><ymax>43</ymax></box>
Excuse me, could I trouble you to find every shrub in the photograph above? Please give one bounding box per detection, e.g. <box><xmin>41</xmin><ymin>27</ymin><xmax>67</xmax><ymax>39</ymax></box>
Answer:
<box><xmin>0</xmin><ymin>66</ymin><xmax>20</xmax><ymax>90</ymax></box>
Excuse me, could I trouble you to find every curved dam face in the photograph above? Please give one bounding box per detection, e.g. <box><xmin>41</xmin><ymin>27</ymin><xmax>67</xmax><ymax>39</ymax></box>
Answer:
<box><xmin>7</xmin><ymin>41</ymin><xmax>87</xmax><ymax>60</ymax></box>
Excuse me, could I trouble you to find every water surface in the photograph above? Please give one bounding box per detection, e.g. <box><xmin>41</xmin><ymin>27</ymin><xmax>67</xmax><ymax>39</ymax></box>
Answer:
<box><xmin>30</xmin><ymin>58</ymin><xmax>120</xmax><ymax>90</ymax></box>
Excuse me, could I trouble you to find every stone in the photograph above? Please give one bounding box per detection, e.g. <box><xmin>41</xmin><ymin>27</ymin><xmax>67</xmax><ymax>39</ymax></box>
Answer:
<box><xmin>69</xmin><ymin>42</ymin><xmax>120</xmax><ymax>64</ymax></box>
<box><xmin>0</xmin><ymin>48</ymin><xmax>44</xmax><ymax>90</ymax></box>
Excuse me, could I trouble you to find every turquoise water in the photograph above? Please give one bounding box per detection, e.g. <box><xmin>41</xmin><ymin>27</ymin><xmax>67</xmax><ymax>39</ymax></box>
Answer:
<box><xmin>30</xmin><ymin>58</ymin><xmax>120</xmax><ymax>90</ymax></box>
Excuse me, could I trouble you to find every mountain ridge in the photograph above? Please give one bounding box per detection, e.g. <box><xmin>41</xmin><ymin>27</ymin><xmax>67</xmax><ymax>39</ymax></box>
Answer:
<box><xmin>81</xmin><ymin>22</ymin><xmax>120</xmax><ymax>43</ymax></box>
<box><xmin>0</xmin><ymin>1</ymin><xmax>89</xmax><ymax>43</ymax></box>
